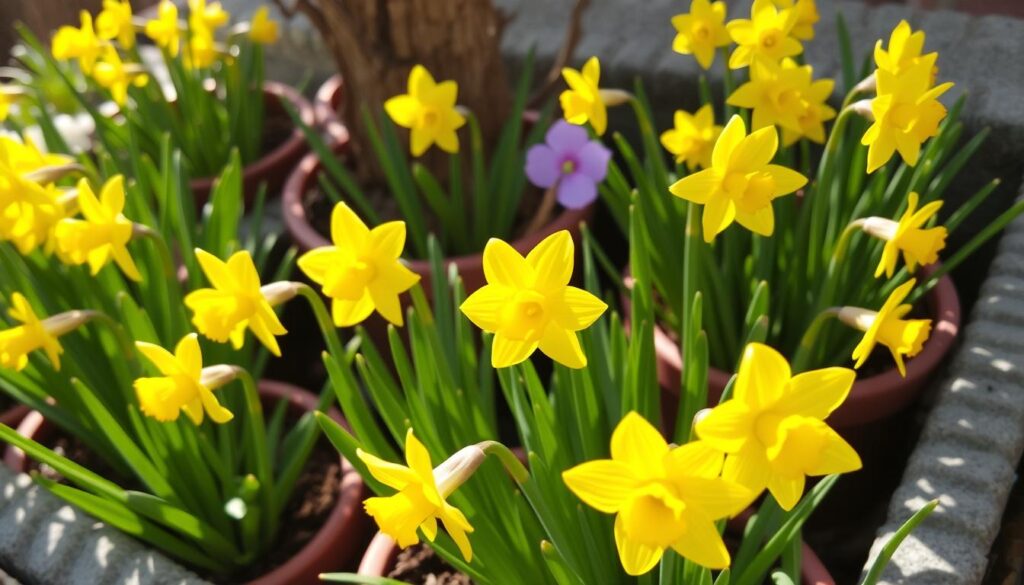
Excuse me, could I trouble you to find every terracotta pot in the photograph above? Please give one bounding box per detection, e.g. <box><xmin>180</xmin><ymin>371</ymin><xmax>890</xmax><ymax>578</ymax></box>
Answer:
<box><xmin>646</xmin><ymin>263</ymin><xmax>960</xmax><ymax>433</ymax></box>
<box><xmin>281</xmin><ymin>137</ymin><xmax>595</xmax><ymax>296</ymax></box>
<box><xmin>190</xmin><ymin>81</ymin><xmax>315</xmax><ymax>208</ymax></box>
<box><xmin>357</xmin><ymin>530</ymin><xmax>836</xmax><ymax>584</ymax></box>
<box><xmin>4</xmin><ymin>380</ymin><xmax>368</xmax><ymax>585</ymax></box>
<box><xmin>0</xmin><ymin>404</ymin><xmax>29</xmax><ymax>430</ymax></box>
<box><xmin>313</xmin><ymin>74</ymin><xmax>350</xmax><ymax>144</ymax></box>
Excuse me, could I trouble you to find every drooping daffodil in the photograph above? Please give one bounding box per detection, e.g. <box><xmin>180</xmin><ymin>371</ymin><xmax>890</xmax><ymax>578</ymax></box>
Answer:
<box><xmin>669</xmin><ymin>115</ymin><xmax>807</xmax><ymax>242</ymax></box>
<box><xmin>840</xmin><ymin>279</ymin><xmax>932</xmax><ymax>378</ymax></box>
<box><xmin>134</xmin><ymin>333</ymin><xmax>236</xmax><ymax>425</ymax></box>
<box><xmin>696</xmin><ymin>343</ymin><xmax>862</xmax><ymax>511</ymax></box>
<box><xmin>385</xmin><ymin>65</ymin><xmax>466</xmax><ymax>156</ymax></box>
<box><xmin>670</xmin><ymin>0</ymin><xmax>730</xmax><ymax>70</ymax></box>
<box><xmin>563</xmin><ymin>412</ymin><xmax>752</xmax><ymax>575</ymax></box>
<box><xmin>298</xmin><ymin>202</ymin><xmax>420</xmax><ymax>327</ymax></box>
<box><xmin>249</xmin><ymin>6</ymin><xmax>279</xmax><ymax>45</ymax></box>
<box><xmin>358</xmin><ymin>429</ymin><xmax>476</xmax><ymax>562</ymax></box>
<box><xmin>460</xmin><ymin>230</ymin><xmax>607</xmax><ymax>369</ymax></box>
<box><xmin>559</xmin><ymin>56</ymin><xmax>629</xmax><ymax>137</ymax></box>
<box><xmin>861</xmin><ymin>192</ymin><xmax>947</xmax><ymax>278</ymax></box>
<box><xmin>145</xmin><ymin>0</ymin><xmax>182</xmax><ymax>57</ymax></box>
<box><xmin>185</xmin><ymin>249</ymin><xmax>294</xmax><ymax>357</ymax></box>
<box><xmin>54</xmin><ymin>175</ymin><xmax>142</xmax><ymax>281</ymax></box>
<box><xmin>51</xmin><ymin>10</ymin><xmax>104</xmax><ymax>74</ymax></box>
<box><xmin>96</xmin><ymin>0</ymin><xmax>136</xmax><ymax>49</ymax></box>
<box><xmin>0</xmin><ymin>293</ymin><xmax>92</xmax><ymax>372</ymax></box>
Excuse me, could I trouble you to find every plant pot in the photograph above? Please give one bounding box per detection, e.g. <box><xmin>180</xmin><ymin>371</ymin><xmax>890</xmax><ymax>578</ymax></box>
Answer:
<box><xmin>0</xmin><ymin>404</ymin><xmax>29</xmax><ymax>430</ymax></box>
<box><xmin>655</xmin><ymin>264</ymin><xmax>960</xmax><ymax>433</ymax></box>
<box><xmin>356</xmin><ymin>530</ymin><xmax>836</xmax><ymax>584</ymax></box>
<box><xmin>281</xmin><ymin>139</ymin><xmax>595</xmax><ymax>296</ymax></box>
<box><xmin>190</xmin><ymin>81</ymin><xmax>315</xmax><ymax>209</ymax></box>
<box><xmin>3</xmin><ymin>380</ymin><xmax>368</xmax><ymax>585</ymax></box>
<box><xmin>313</xmin><ymin>74</ymin><xmax>350</xmax><ymax>144</ymax></box>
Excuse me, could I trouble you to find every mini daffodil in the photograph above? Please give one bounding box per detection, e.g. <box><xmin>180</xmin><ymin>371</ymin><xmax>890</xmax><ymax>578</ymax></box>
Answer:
<box><xmin>146</xmin><ymin>0</ymin><xmax>182</xmax><ymax>57</ymax></box>
<box><xmin>96</xmin><ymin>0</ymin><xmax>136</xmax><ymax>49</ymax></box>
<box><xmin>670</xmin><ymin>0</ymin><xmax>730</xmax><ymax>70</ymax></box>
<box><xmin>727</xmin><ymin>0</ymin><xmax>802</xmax><ymax>69</ymax></box>
<box><xmin>249</xmin><ymin>6</ymin><xmax>279</xmax><ymax>44</ymax></box>
<box><xmin>134</xmin><ymin>333</ymin><xmax>235</xmax><ymax>425</ymax></box>
<box><xmin>841</xmin><ymin>279</ymin><xmax>932</xmax><ymax>377</ymax></box>
<box><xmin>727</xmin><ymin>58</ymin><xmax>836</xmax><ymax>145</ymax></box>
<box><xmin>669</xmin><ymin>115</ymin><xmax>807</xmax><ymax>242</ymax></box>
<box><xmin>460</xmin><ymin>231</ymin><xmax>607</xmax><ymax>369</ymax></box>
<box><xmin>51</xmin><ymin>11</ymin><xmax>103</xmax><ymax>74</ymax></box>
<box><xmin>183</xmin><ymin>27</ymin><xmax>218</xmax><ymax>70</ymax></box>
<box><xmin>298</xmin><ymin>202</ymin><xmax>419</xmax><ymax>327</ymax></box>
<box><xmin>54</xmin><ymin>175</ymin><xmax>141</xmax><ymax>281</ymax></box>
<box><xmin>185</xmin><ymin>249</ymin><xmax>289</xmax><ymax>356</ymax></box>
<box><xmin>188</xmin><ymin>0</ymin><xmax>230</xmax><ymax>32</ymax></box>
<box><xmin>0</xmin><ymin>136</ymin><xmax>73</xmax><ymax>174</ymax></box>
<box><xmin>564</xmin><ymin>413</ymin><xmax>751</xmax><ymax>575</ymax></box>
<box><xmin>771</xmin><ymin>0</ymin><xmax>819</xmax><ymax>40</ymax></box>
<box><xmin>0</xmin><ymin>168</ymin><xmax>65</xmax><ymax>255</ymax></box>
<box><xmin>0</xmin><ymin>293</ymin><xmax>67</xmax><ymax>371</ymax></box>
<box><xmin>696</xmin><ymin>343</ymin><xmax>862</xmax><ymax>511</ymax></box>
<box><xmin>358</xmin><ymin>429</ymin><xmax>475</xmax><ymax>562</ymax></box>
<box><xmin>91</xmin><ymin>47</ymin><xmax>149</xmax><ymax>105</ymax></box>
<box><xmin>560</xmin><ymin>57</ymin><xmax>628</xmax><ymax>137</ymax></box>
<box><xmin>860</xmin><ymin>59</ymin><xmax>953</xmax><ymax>173</ymax></box>
<box><xmin>660</xmin><ymin>105</ymin><xmax>722</xmax><ymax>171</ymax></box>
<box><xmin>875</xmin><ymin>20</ymin><xmax>936</xmax><ymax>78</ymax></box>
<box><xmin>384</xmin><ymin>65</ymin><xmax>466</xmax><ymax>156</ymax></box>
<box><xmin>862</xmin><ymin>192</ymin><xmax>946</xmax><ymax>278</ymax></box>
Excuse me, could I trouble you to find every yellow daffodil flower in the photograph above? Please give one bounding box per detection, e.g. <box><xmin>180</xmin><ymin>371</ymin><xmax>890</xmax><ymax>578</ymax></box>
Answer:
<box><xmin>460</xmin><ymin>230</ymin><xmax>607</xmax><ymax>369</ymax></box>
<box><xmin>0</xmin><ymin>293</ymin><xmax>67</xmax><ymax>371</ymax></box>
<box><xmin>696</xmin><ymin>343</ymin><xmax>862</xmax><ymax>511</ymax></box>
<box><xmin>249</xmin><ymin>6</ymin><xmax>279</xmax><ymax>44</ymax></box>
<box><xmin>560</xmin><ymin>56</ymin><xmax>630</xmax><ymax>137</ymax></box>
<box><xmin>91</xmin><ymin>47</ymin><xmax>149</xmax><ymax>106</ymax></box>
<box><xmin>298</xmin><ymin>202</ymin><xmax>419</xmax><ymax>328</ymax></box>
<box><xmin>861</xmin><ymin>59</ymin><xmax>953</xmax><ymax>173</ymax></box>
<box><xmin>875</xmin><ymin>20</ymin><xmax>936</xmax><ymax>78</ymax></box>
<box><xmin>727</xmin><ymin>58</ymin><xmax>836</xmax><ymax>145</ymax></box>
<box><xmin>771</xmin><ymin>0</ymin><xmax>819</xmax><ymax>41</ymax></box>
<box><xmin>384</xmin><ymin>65</ymin><xmax>466</xmax><ymax>156</ymax></box>
<box><xmin>185</xmin><ymin>249</ymin><xmax>289</xmax><ymax>356</ymax></box>
<box><xmin>0</xmin><ymin>136</ymin><xmax>73</xmax><ymax>174</ymax></box>
<box><xmin>183</xmin><ymin>27</ymin><xmax>218</xmax><ymax>70</ymax></box>
<box><xmin>660</xmin><ymin>104</ymin><xmax>722</xmax><ymax>171</ymax></box>
<box><xmin>669</xmin><ymin>115</ymin><xmax>807</xmax><ymax>242</ymax></box>
<box><xmin>862</xmin><ymin>192</ymin><xmax>946</xmax><ymax>279</ymax></box>
<box><xmin>51</xmin><ymin>11</ymin><xmax>104</xmax><ymax>74</ymax></box>
<box><xmin>357</xmin><ymin>429</ymin><xmax>475</xmax><ymax>562</ymax></box>
<box><xmin>727</xmin><ymin>0</ymin><xmax>802</xmax><ymax>69</ymax></box>
<box><xmin>670</xmin><ymin>0</ymin><xmax>730</xmax><ymax>70</ymax></box>
<box><xmin>96</xmin><ymin>0</ymin><xmax>136</xmax><ymax>50</ymax></box>
<box><xmin>0</xmin><ymin>171</ymin><xmax>65</xmax><ymax>256</ymax></box>
<box><xmin>189</xmin><ymin>0</ymin><xmax>230</xmax><ymax>33</ymax></box>
<box><xmin>564</xmin><ymin>412</ymin><xmax>751</xmax><ymax>575</ymax></box>
<box><xmin>841</xmin><ymin>279</ymin><xmax>932</xmax><ymax>377</ymax></box>
<box><xmin>146</xmin><ymin>0</ymin><xmax>182</xmax><ymax>57</ymax></box>
<box><xmin>54</xmin><ymin>175</ymin><xmax>141</xmax><ymax>281</ymax></box>
<box><xmin>134</xmin><ymin>333</ymin><xmax>235</xmax><ymax>424</ymax></box>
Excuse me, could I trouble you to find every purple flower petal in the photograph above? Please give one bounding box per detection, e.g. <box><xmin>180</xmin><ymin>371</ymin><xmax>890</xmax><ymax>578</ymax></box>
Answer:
<box><xmin>525</xmin><ymin>144</ymin><xmax>560</xmax><ymax>188</ymax></box>
<box><xmin>576</xmin><ymin>141</ymin><xmax>611</xmax><ymax>182</ymax></box>
<box><xmin>546</xmin><ymin>120</ymin><xmax>590</xmax><ymax>156</ymax></box>
<box><xmin>557</xmin><ymin>172</ymin><xmax>597</xmax><ymax>209</ymax></box>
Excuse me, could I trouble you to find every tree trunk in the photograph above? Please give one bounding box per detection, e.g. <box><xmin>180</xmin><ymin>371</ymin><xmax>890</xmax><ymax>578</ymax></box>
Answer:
<box><xmin>285</xmin><ymin>0</ymin><xmax>512</xmax><ymax>176</ymax></box>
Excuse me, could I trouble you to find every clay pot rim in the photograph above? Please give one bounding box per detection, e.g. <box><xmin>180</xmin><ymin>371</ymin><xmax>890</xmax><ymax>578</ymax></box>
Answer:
<box><xmin>280</xmin><ymin>134</ymin><xmax>595</xmax><ymax>265</ymax></box>
<box><xmin>356</xmin><ymin>530</ymin><xmax>835</xmax><ymax>585</ymax></box>
<box><xmin>626</xmin><ymin>262</ymin><xmax>960</xmax><ymax>428</ymax></box>
<box><xmin>3</xmin><ymin>380</ymin><xmax>365</xmax><ymax>585</ymax></box>
<box><xmin>188</xmin><ymin>81</ymin><xmax>316</xmax><ymax>193</ymax></box>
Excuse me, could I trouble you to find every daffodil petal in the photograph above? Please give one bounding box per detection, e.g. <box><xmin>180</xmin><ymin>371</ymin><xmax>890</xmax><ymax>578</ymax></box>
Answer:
<box><xmin>614</xmin><ymin>515</ymin><xmax>663</xmax><ymax>576</ymax></box>
<box><xmin>490</xmin><ymin>333</ymin><xmax>537</xmax><ymax>368</ymax></box>
<box><xmin>670</xmin><ymin>511</ymin><xmax>731</xmax><ymax>569</ymax></box>
<box><xmin>734</xmin><ymin>342</ymin><xmax>789</xmax><ymax>409</ymax></box>
<box><xmin>538</xmin><ymin>325</ymin><xmax>586</xmax><ymax>369</ymax></box>
<box><xmin>330</xmin><ymin>202</ymin><xmax>370</xmax><ymax>250</ymax></box>
<box><xmin>776</xmin><ymin>367</ymin><xmax>855</xmax><ymax>419</ymax></box>
<box><xmin>356</xmin><ymin>448</ymin><xmax>420</xmax><ymax>491</ymax></box>
<box><xmin>768</xmin><ymin>473</ymin><xmax>805</xmax><ymax>511</ymax></box>
<box><xmin>482</xmin><ymin>238</ymin><xmax>529</xmax><ymax>288</ymax></box>
<box><xmin>668</xmin><ymin>168</ymin><xmax>717</xmax><ymax>204</ymax></box>
<box><xmin>460</xmin><ymin>285</ymin><xmax>509</xmax><ymax>332</ymax></box>
<box><xmin>562</xmin><ymin>459</ymin><xmax>638</xmax><ymax>513</ymax></box>
<box><xmin>526</xmin><ymin>230</ymin><xmax>573</xmax><ymax>291</ymax></box>
<box><xmin>611</xmin><ymin>412</ymin><xmax>669</xmax><ymax>475</ymax></box>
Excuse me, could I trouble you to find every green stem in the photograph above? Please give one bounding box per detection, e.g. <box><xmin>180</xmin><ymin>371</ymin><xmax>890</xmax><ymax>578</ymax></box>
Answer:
<box><xmin>131</xmin><ymin>224</ymin><xmax>177</xmax><ymax>280</ymax></box>
<box><xmin>791</xmin><ymin>308</ymin><xmax>840</xmax><ymax>372</ymax></box>
<box><xmin>235</xmin><ymin>369</ymin><xmax>275</xmax><ymax>541</ymax></box>
<box><xmin>295</xmin><ymin>283</ymin><xmax>348</xmax><ymax>364</ymax></box>
<box><xmin>84</xmin><ymin>311</ymin><xmax>140</xmax><ymax>375</ymax></box>
<box><xmin>478</xmin><ymin>441</ymin><xmax>530</xmax><ymax>485</ymax></box>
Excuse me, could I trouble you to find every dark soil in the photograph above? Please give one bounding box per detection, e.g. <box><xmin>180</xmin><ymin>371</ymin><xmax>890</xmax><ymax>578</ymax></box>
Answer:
<box><xmin>30</xmin><ymin>425</ymin><xmax>135</xmax><ymax>489</ymax></box>
<box><xmin>388</xmin><ymin>544</ymin><xmax>474</xmax><ymax>585</ymax></box>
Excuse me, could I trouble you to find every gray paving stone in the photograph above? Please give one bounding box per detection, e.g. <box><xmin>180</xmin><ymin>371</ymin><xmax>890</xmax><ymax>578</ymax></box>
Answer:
<box><xmin>0</xmin><ymin>465</ymin><xmax>208</xmax><ymax>585</ymax></box>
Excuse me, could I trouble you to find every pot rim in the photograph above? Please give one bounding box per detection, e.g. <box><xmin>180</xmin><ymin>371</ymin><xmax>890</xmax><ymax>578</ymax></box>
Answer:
<box><xmin>189</xmin><ymin>81</ymin><xmax>315</xmax><ymax>192</ymax></box>
<box><xmin>356</xmin><ymin>531</ymin><xmax>835</xmax><ymax>585</ymax></box>
<box><xmin>2</xmin><ymin>380</ymin><xmax>366</xmax><ymax>584</ymax></box>
<box><xmin>280</xmin><ymin>136</ymin><xmax>594</xmax><ymax>267</ymax></box>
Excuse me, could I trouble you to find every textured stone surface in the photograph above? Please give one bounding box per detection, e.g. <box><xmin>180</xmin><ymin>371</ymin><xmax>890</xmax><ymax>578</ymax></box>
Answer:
<box><xmin>0</xmin><ymin>465</ymin><xmax>208</xmax><ymax>585</ymax></box>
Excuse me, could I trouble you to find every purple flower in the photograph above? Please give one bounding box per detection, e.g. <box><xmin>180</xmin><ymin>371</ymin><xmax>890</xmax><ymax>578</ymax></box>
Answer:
<box><xmin>525</xmin><ymin>120</ymin><xmax>611</xmax><ymax>209</ymax></box>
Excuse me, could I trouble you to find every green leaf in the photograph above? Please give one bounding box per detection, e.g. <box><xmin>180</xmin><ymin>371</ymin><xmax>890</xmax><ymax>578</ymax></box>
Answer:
<box><xmin>860</xmin><ymin>500</ymin><xmax>938</xmax><ymax>585</ymax></box>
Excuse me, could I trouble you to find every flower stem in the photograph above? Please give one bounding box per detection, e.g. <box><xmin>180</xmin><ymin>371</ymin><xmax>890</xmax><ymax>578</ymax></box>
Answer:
<box><xmin>294</xmin><ymin>283</ymin><xmax>347</xmax><ymax>368</ymax></box>
<box><xmin>131</xmin><ymin>224</ymin><xmax>177</xmax><ymax>280</ymax></box>
<box><xmin>791</xmin><ymin>308</ymin><xmax>841</xmax><ymax>372</ymax></box>
<box><xmin>83</xmin><ymin>310</ymin><xmax>139</xmax><ymax>373</ymax></box>
<box><xmin>235</xmin><ymin>369</ymin><xmax>275</xmax><ymax>539</ymax></box>
<box><xmin>477</xmin><ymin>441</ymin><xmax>530</xmax><ymax>485</ymax></box>
<box><xmin>522</xmin><ymin>185</ymin><xmax>557</xmax><ymax>237</ymax></box>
